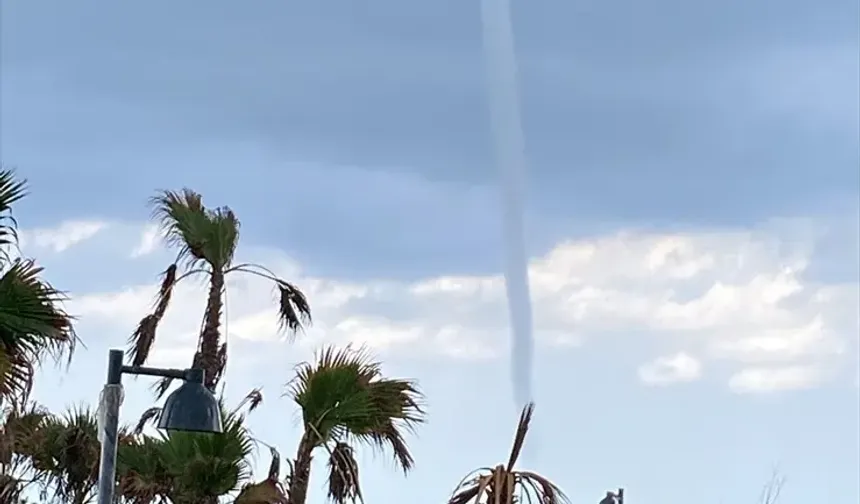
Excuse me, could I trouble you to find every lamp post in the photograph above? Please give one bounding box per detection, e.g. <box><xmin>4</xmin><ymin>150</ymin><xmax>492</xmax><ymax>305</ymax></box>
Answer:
<box><xmin>96</xmin><ymin>349</ymin><xmax>223</xmax><ymax>504</ymax></box>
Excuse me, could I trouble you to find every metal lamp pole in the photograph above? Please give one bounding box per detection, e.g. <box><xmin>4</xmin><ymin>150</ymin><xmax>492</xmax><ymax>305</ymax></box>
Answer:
<box><xmin>96</xmin><ymin>349</ymin><xmax>222</xmax><ymax>504</ymax></box>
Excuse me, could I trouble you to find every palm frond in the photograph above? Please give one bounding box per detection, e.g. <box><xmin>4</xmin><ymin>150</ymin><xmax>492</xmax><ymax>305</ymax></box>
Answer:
<box><xmin>276</xmin><ymin>279</ymin><xmax>312</xmax><ymax>335</ymax></box>
<box><xmin>326</xmin><ymin>441</ymin><xmax>362</xmax><ymax>504</ymax></box>
<box><xmin>22</xmin><ymin>405</ymin><xmax>105</xmax><ymax>503</ymax></box>
<box><xmin>121</xmin><ymin>404</ymin><xmax>257</xmax><ymax>503</ymax></box>
<box><xmin>0</xmin><ymin>259</ymin><xmax>77</xmax><ymax>407</ymax></box>
<box><xmin>0</xmin><ymin>169</ymin><xmax>27</xmax><ymax>260</ymax></box>
<box><xmin>128</xmin><ymin>263</ymin><xmax>178</xmax><ymax>367</ymax></box>
<box><xmin>232</xmin><ymin>388</ymin><xmax>264</xmax><ymax>416</ymax></box>
<box><xmin>150</xmin><ymin>189</ymin><xmax>241</xmax><ymax>271</ymax></box>
<box><xmin>286</xmin><ymin>345</ymin><xmax>425</xmax><ymax>504</ymax></box>
<box><xmin>149</xmin><ymin>189</ymin><xmax>209</xmax><ymax>268</ymax></box>
<box><xmin>230</xmin><ymin>263</ymin><xmax>313</xmax><ymax>339</ymax></box>
<box><xmin>206</xmin><ymin>206</ymin><xmax>240</xmax><ymax>270</ymax></box>
<box><xmin>506</xmin><ymin>402</ymin><xmax>533</xmax><ymax>472</ymax></box>
<box><xmin>133</xmin><ymin>407</ymin><xmax>163</xmax><ymax>435</ymax></box>
<box><xmin>234</xmin><ymin>446</ymin><xmax>288</xmax><ymax>504</ymax></box>
<box><xmin>448</xmin><ymin>403</ymin><xmax>569</xmax><ymax>504</ymax></box>
<box><xmin>151</xmin><ymin>375</ymin><xmax>175</xmax><ymax>400</ymax></box>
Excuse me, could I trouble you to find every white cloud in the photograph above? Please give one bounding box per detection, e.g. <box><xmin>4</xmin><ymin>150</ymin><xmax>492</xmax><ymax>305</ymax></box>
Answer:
<box><xmin>638</xmin><ymin>352</ymin><xmax>703</xmax><ymax>386</ymax></box>
<box><xmin>728</xmin><ymin>366</ymin><xmax>825</xmax><ymax>394</ymax></box>
<box><xmin>52</xmin><ymin>220</ymin><xmax>859</xmax><ymax>393</ymax></box>
<box><xmin>19</xmin><ymin>220</ymin><xmax>108</xmax><ymax>253</ymax></box>
<box><xmin>130</xmin><ymin>224</ymin><xmax>161</xmax><ymax>258</ymax></box>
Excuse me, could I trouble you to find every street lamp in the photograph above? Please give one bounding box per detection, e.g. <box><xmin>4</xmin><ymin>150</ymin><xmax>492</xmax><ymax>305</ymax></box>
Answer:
<box><xmin>96</xmin><ymin>349</ymin><xmax>223</xmax><ymax>504</ymax></box>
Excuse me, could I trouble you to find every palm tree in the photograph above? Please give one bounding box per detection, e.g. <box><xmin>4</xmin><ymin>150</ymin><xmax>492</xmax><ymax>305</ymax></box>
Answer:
<box><xmin>285</xmin><ymin>345</ymin><xmax>426</xmax><ymax>504</ymax></box>
<box><xmin>0</xmin><ymin>169</ymin><xmax>77</xmax><ymax>408</ymax></box>
<box><xmin>128</xmin><ymin>188</ymin><xmax>312</xmax><ymax>393</ymax></box>
<box><xmin>448</xmin><ymin>403</ymin><xmax>569</xmax><ymax>504</ymax></box>
<box><xmin>0</xmin><ymin>403</ymin><xmax>51</xmax><ymax>502</ymax></box>
<box><xmin>5</xmin><ymin>404</ymin><xmax>135</xmax><ymax>504</ymax></box>
<box><xmin>118</xmin><ymin>390</ymin><xmax>281</xmax><ymax>504</ymax></box>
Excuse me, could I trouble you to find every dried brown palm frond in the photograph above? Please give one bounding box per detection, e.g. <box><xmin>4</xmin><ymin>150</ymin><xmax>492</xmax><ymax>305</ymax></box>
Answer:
<box><xmin>232</xmin><ymin>388</ymin><xmax>264</xmax><ymax>415</ymax></box>
<box><xmin>326</xmin><ymin>441</ymin><xmax>362</xmax><ymax>504</ymax></box>
<box><xmin>127</xmin><ymin>263</ymin><xmax>177</xmax><ymax>368</ymax></box>
<box><xmin>133</xmin><ymin>407</ymin><xmax>163</xmax><ymax>435</ymax></box>
<box><xmin>448</xmin><ymin>403</ymin><xmax>569</xmax><ymax>504</ymax></box>
<box><xmin>234</xmin><ymin>446</ymin><xmax>288</xmax><ymax>504</ymax></box>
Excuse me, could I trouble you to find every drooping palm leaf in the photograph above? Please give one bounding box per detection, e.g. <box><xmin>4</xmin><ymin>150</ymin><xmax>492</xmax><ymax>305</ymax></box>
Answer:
<box><xmin>448</xmin><ymin>403</ymin><xmax>569</xmax><ymax>504</ymax></box>
<box><xmin>128</xmin><ymin>263</ymin><xmax>177</xmax><ymax>368</ymax></box>
<box><xmin>326</xmin><ymin>441</ymin><xmax>362</xmax><ymax>504</ymax></box>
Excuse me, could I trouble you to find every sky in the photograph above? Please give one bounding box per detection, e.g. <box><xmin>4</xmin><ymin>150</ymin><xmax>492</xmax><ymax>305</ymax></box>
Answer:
<box><xmin>2</xmin><ymin>0</ymin><xmax>859</xmax><ymax>503</ymax></box>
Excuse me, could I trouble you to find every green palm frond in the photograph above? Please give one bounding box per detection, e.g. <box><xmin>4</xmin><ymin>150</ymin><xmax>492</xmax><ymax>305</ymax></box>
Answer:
<box><xmin>448</xmin><ymin>403</ymin><xmax>569</xmax><ymax>504</ymax></box>
<box><xmin>0</xmin><ymin>168</ymin><xmax>27</xmax><ymax>259</ymax></box>
<box><xmin>286</xmin><ymin>345</ymin><xmax>425</xmax><ymax>504</ymax></box>
<box><xmin>150</xmin><ymin>189</ymin><xmax>209</xmax><ymax>268</ymax></box>
<box><xmin>117</xmin><ymin>434</ymin><xmax>173</xmax><ymax>503</ymax></box>
<box><xmin>0</xmin><ymin>402</ymin><xmax>50</xmax><ymax>499</ymax></box>
<box><xmin>18</xmin><ymin>405</ymin><xmax>134</xmax><ymax>504</ymax></box>
<box><xmin>121</xmin><ymin>397</ymin><xmax>261</xmax><ymax>503</ymax></box>
<box><xmin>288</xmin><ymin>346</ymin><xmax>424</xmax><ymax>469</ymax></box>
<box><xmin>150</xmin><ymin>189</ymin><xmax>240</xmax><ymax>271</ymax></box>
<box><xmin>0</xmin><ymin>259</ymin><xmax>76</xmax><ymax>407</ymax></box>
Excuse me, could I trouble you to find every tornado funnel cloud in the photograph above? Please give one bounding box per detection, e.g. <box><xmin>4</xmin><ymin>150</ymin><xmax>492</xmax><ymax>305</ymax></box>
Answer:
<box><xmin>480</xmin><ymin>0</ymin><xmax>534</xmax><ymax>409</ymax></box>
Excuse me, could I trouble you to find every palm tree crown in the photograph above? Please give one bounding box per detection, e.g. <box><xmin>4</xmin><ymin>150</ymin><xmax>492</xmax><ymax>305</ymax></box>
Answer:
<box><xmin>286</xmin><ymin>345</ymin><xmax>426</xmax><ymax>504</ymax></box>
<box><xmin>129</xmin><ymin>188</ymin><xmax>311</xmax><ymax>392</ymax></box>
<box><xmin>449</xmin><ymin>403</ymin><xmax>569</xmax><ymax>504</ymax></box>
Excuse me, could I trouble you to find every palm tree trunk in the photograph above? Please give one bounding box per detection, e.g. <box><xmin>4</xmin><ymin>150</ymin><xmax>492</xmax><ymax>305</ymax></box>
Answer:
<box><xmin>287</xmin><ymin>431</ymin><xmax>316</xmax><ymax>504</ymax></box>
<box><xmin>200</xmin><ymin>270</ymin><xmax>225</xmax><ymax>391</ymax></box>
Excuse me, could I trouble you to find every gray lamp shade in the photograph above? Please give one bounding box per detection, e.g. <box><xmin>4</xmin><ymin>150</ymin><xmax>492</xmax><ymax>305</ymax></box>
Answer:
<box><xmin>158</xmin><ymin>380</ymin><xmax>223</xmax><ymax>433</ymax></box>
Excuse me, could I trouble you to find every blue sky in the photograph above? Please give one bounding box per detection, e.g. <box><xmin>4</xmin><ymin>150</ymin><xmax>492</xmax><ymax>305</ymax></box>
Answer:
<box><xmin>3</xmin><ymin>1</ymin><xmax>859</xmax><ymax>503</ymax></box>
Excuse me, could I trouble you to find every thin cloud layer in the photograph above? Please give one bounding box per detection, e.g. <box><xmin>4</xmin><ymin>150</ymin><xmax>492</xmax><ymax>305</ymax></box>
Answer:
<box><xmin>22</xmin><ymin>218</ymin><xmax>858</xmax><ymax>394</ymax></box>
<box><xmin>18</xmin><ymin>219</ymin><xmax>108</xmax><ymax>252</ymax></box>
<box><xmin>638</xmin><ymin>352</ymin><xmax>703</xmax><ymax>386</ymax></box>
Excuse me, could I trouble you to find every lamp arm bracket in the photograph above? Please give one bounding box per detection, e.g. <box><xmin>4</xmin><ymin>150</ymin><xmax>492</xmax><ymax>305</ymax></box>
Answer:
<box><xmin>121</xmin><ymin>365</ymin><xmax>187</xmax><ymax>380</ymax></box>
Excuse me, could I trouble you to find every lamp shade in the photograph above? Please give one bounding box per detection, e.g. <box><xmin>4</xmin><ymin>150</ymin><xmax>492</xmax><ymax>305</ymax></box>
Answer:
<box><xmin>158</xmin><ymin>380</ymin><xmax>223</xmax><ymax>433</ymax></box>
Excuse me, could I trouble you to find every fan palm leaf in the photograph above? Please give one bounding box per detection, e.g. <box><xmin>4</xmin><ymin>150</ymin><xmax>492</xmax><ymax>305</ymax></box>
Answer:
<box><xmin>11</xmin><ymin>405</ymin><xmax>135</xmax><ymax>504</ymax></box>
<box><xmin>119</xmin><ymin>391</ymin><xmax>268</xmax><ymax>504</ymax></box>
<box><xmin>128</xmin><ymin>188</ymin><xmax>311</xmax><ymax>392</ymax></box>
<box><xmin>448</xmin><ymin>403</ymin><xmax>569</xmax><ymax>504</ymax></box>
<box><xmin>0</xmin><ymin>170</ymin><xmax>77</xmax><ymax>408</ymax></box>
<box><xmin>285</xmin><ymin>345</ymin><xmax>426</xmax><ymax>504</ymax></box>
<box><xmin>0</xmin><ymin>403</ymin><xmax>51</xmax><ymax>500</ymax></box>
